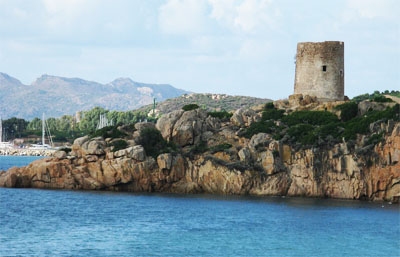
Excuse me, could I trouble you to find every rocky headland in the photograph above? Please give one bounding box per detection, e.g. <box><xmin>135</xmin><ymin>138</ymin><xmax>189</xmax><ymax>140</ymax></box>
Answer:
<box><xmin>1</xmin><ymin>95</ymin><xmax>399</xmax><ymax>202</ymax></box>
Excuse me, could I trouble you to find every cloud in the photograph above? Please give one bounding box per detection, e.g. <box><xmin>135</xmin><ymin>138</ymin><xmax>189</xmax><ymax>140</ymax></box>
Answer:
<box><xmin>158</xmin><ymin>0</ymin><xmax>209</xmax><ymax>35</ymax></box>
<box><xmin>208</xmin><ymin>0</ymin><xmax>280</xmax><ymax>33</ymax></box>
<box><xmin>234</xmin><ymin>0</ymin><xmax>278</xmax><ymax>33</ymax></box>
<box><xmin>342</xmin><ymin>0</ymin><xmax>399</xmax><ymax>22</ymax></box>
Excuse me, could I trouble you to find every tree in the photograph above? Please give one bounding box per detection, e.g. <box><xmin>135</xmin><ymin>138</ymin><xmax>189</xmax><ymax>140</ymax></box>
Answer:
<box><xmin>2</xmin><ymin>117</ymin><xmax>28</xmax><ymax>139</ymax></box>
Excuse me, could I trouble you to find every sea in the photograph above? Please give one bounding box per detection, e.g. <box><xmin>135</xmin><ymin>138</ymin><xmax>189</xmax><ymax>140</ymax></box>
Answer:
<box><xmin>0</xmin><ymin>156</ymin><xmax>399</xmax><ymax>257</ymax></box>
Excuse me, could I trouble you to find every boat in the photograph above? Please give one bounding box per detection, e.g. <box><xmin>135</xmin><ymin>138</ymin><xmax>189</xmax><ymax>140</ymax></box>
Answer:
<box><xmin>0</xmin><ymin>117</ymin><xmax>13</xmax><ymax>149</ymax></box>
<box><xmin>29</xmin><ymin>113</ymin><xmax>54</xmax><ymax>149</ymax></box>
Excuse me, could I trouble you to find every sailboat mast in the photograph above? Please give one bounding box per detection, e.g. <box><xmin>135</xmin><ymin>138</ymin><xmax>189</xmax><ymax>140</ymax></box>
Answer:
<box><xmin>0</xmin><ymin>116</ymin><xmax>2</xmax><ymax>142</ymax></box>
<box><xmin>42</xmin><ymin>113</ymin><xmax>45</xmax><ymax>146</ymax></box>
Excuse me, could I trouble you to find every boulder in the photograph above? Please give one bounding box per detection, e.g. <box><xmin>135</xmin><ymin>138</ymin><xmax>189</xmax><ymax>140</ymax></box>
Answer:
<box><xmin>230</xmin><ymin>108</ymin><xmax>260</xmax><ymax>127</ymax></box>
<box><xmin>249</xmin><ymin>133</ymin><xmax>271</xmax><ymax>151</ymax></box>
<box><xmin>73</xmin><ymin>136</ymin><xmax>90</xmax><ymax>147</ymax></box>
<box><xmin>82</xmin><ymin>137</ymin><xmax>106</xmax><ymax>155</ymax></box>
<box><xmin>156</xmin><ymin>110</ymin><xmax>184</xmax><ymax>141</ymax></box>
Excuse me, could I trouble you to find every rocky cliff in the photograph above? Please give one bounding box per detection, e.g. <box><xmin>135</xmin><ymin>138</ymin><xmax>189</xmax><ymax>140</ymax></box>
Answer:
<box><xmin>1</xmin><ymin>100</ymin><xmax>399</xmax><ymax>202</ymax></box>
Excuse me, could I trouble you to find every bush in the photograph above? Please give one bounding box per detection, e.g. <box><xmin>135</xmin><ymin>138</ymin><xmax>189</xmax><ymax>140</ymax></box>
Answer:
<box><xmin>208</xmin><ymin>110</ymin><xmax>232</xmax><ymax>120</ymax></box>
<box><xmin>366</xmin><ymin>133</ymin><xmax>384</xmax><ymax>146</ymax></box>
<box><xmin>59</xmin><ymin>147</ymin><xmax>72</xmax><ymax>153</ymax></box>
<box><xmin>90</xmin><ymin>125</ymin><xmax>127</xmax><ymax>139</ymax></box>
<box><xmin>210</xmin><ymin>143</ymin><xmax>232</xmax><ymax>153</ymax></box>
<box><xmin>316</xmin><ymin>123</ymin><xmax>342</xmax><ymax>141</ymax></box>
<box><xmin>342</xmin><ymin>104</ymin><xmax>399</xmax><ymax>140</ymax></box>
<box><xmin>240</xmin><ymin>120</ymin><xmax>276</xmax><ymax>138</ymax></box>
<box><xmin>261</xmin><ymin>108</ymin><xmax>285</xmax><ymax>121</ymax></box>
<box><xmin>182</xmin><ymin>104</ymin><xmax>200</xmax><ymax>111</ymax></box>
<box><xmin>286</xmin><ymin>124</ymin><xmax>316</xmax><ymax>145</ymax></box>
<box><xmin>335</xmin><ymin>102</ymin><xmax>358</xmax><ymax>122</ymax></box>
<box><xmin>372</xmin><ymin>95</ymin><xmax>393</xmax><ymax>103</ymax></box>
<box><xmin>110</xmin><ymin>139</ymin><xmax>128</xmax><ymax>152</ymax></box>
<box><xmin>189</xmin><ymin>141</ymin><xmax>208</xmax><ymax>155</ymax></box>
<box><xmin>137</xmin><ymin>127</ymin><xmax>174</xmax><ymax>158</ymax></box>
<box><xmin>264</xmin><ymin>102</ymin><xmax>275</xmax><ymax>110</ymax></box>
<box><xmin>282</xmin><ymin>110</ymin><xmax>339</xmax><ymax>126</ymax></box>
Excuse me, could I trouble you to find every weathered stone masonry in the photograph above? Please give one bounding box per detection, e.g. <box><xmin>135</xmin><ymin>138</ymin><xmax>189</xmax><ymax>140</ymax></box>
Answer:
<box><xmin>294</xmin><ymin>41</ymin><xmax>344</xmax><ymax>101</ymax></box>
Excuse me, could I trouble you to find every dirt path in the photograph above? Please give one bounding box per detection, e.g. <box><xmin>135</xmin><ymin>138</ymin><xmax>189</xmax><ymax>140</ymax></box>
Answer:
<box><xmin>384</xmin><ymin>95</ymin><xmax>400</xmax><ymax>104</ymax></box>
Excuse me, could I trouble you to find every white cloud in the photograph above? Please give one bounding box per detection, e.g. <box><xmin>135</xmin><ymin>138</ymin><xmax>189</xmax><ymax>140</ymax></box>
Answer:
<box><xmin>208</xmin><ymin>0</ymin><xmax>280</xmax><ymax>33</ymax></box>
<box><xmin>342</xmin><ymin>0</ymin><xmax>398</xmax><ymax>22</ymax></box>
<box><xmin>234</xmin><ymin>0</ymin><xmax>277</xmax><ymax>33</ymax></box>
<box><xmin>208</xmin><ymin>0</ymin><xmax>238</xmax><ymax>26</ymax></box>
<box><xmin>158</xmin><ymin>0</ymin><xmax>208</xmax><ymax>35</ymax></box>
<box><xmin>42</xmin><ymin>0</ymin><xmax>92</xmax><ymax>29</ymax></box>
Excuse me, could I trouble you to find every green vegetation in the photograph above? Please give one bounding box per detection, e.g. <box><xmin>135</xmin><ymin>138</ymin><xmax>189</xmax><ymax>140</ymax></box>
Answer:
<box><xmin>89</xmin><ymin>125</ymin><xmax>127</xmax><ymax>139</ymax></box>
<box><xmin>239</xmin><ymin>103</ymin><xmax>283</xmax><ymax>138</ymax></box>
<box><xmin>240</xmin><ymin>93</ymin><xmax>399</xmax><ymax>148</ymax></box>
<box><xmin>282</xmin><ymin>110</ymin><xmax>339</xmax><ymax>126</ymax></box>
<box><xmin>189</xmin><ymin>141</ymin><xmax>208</xmax><ymax>155</ymax></box>
<box><xmin>262</xmin><ymin>102</ymin><xmax>285</xmax><ymax>121</ymax></box>
<box><xmin>137</xmin><ymin>128</ymin><xmax>176</xmax><ymax>158</ymax></box>
<box><xmin>335</xmin><ymin>101</ymin><xmax>358</xmax><ymax>122</ymax></box>
<box><xmin>182</xmin><ymin>104</ymin><xmax>200</xmax><ymax>111</ymax></box>
<box><xmin>109</xmin><ymin>139</ymin><xmax>128</xmax><ymax>152</ymax></box>
<box><xmin>352</xmin><ymin>90</ymin><xmax>399</xmax><ymax>103</ymax></box>
<box><xmin>342</xmin><ymin>105</ymin><xmax>399</xmax><ymax>140</ymax></box>
<box><xmin>1</xmin><ymin>90</ymin><xmax>398</xmax><ymax>154</ymax></box>
<box><xmin>207</xmin><ymin>110</ymin><xmax>233</xmax><ymax>121</ymax></box>
<box><xmin>209</xmin><ymin>143</ymin><xmax>232</xmax><ymax>153</ymax></box>
<box><xmin>240</xmin><ymin>120</ymin><xmax>277</xmax><ymax>138</ymax></box>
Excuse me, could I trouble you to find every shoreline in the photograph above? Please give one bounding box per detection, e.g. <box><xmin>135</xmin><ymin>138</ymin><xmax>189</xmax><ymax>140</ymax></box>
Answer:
<box><xmin>0</xmin><ymin>148</ymin><xmax>56</xmax><ymax>157</ymax></box>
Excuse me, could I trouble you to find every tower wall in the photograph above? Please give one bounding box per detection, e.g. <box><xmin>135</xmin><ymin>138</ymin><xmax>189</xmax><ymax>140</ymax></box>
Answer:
<box><xmin>294</xmin><ymin>41</ymin><xmax>344</xmax><ymax>101</ymax></box>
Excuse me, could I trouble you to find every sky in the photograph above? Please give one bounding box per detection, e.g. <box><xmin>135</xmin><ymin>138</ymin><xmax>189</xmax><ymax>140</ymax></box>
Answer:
<box><xmin>0</xmin><ymin>0</ymin><xmax>399</xmax><ymax>100</ymax></box>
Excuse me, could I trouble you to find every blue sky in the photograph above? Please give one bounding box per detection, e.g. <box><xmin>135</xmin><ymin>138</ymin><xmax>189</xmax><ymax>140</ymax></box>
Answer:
<box><xmin>0</xmin><ymin>0</ymin><xmax>398</xmax><ymax>100</ymax></box>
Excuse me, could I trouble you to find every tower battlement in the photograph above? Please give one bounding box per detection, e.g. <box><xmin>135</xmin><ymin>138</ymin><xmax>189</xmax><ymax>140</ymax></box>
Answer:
<box><xmin>294</xmin><ymin>41</ymin><xmax>344</xmax><ymax>101</ymax></box>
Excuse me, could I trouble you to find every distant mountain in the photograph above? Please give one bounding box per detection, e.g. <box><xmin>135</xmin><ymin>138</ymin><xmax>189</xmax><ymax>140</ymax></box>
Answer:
<box><xmin>0</xmin><ymin>73</ymin><xmax>190</xmax><ymax>120</ymax></box>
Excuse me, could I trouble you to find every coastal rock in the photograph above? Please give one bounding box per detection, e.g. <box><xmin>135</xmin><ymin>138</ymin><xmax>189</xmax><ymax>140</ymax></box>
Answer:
<box><xmin>1</xmin><ymin>105</ymin><xmax>399</xmax><ymax>203</ymax></box>
<box><xmin>230</xmin><ymin>108</ymin><xmax>260</xmax><ymax>127</ymax></box>
<box><xmin>82</xmin><ymin>137</ymin><xmax>106</xmax><ymax>155</ymax></box>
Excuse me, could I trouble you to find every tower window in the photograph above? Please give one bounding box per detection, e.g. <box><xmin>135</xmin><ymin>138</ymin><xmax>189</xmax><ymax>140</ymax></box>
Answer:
<box><xmin>322</xmin><ymin>65</ymin><xmax>327</xmax><ymax>72</ymax></box>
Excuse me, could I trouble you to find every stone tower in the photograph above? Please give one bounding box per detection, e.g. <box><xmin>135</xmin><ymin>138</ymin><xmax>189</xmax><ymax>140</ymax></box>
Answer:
<box><xmin>294</xmin><ymin>41</ymin><xmax>344</xmax><ymax>101</ymax></box>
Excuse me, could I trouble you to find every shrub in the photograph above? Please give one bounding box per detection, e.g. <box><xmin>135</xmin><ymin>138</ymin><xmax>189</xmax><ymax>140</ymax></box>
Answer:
<box><xmin>208</xmin><ymin>110</ymin><xmax>233</xmax><ymax>120</ymax></box>
<box><xmin>335</xmin><ymin>102</ymin><xmax>358</xmax><ymax>122</ymax></box>
<box><xmin>286</xmin><ymin>124</ymin><xmax>316</xmax><ymax>145</ymax></box>
<box><xmin>342</xmin><ymin>104</ymin><xmax>399</xmax><ymax>140</ymax></box>
<box><xmin>366</xmin><ymin>133</ymin><xmax>384</xmax><ymax>146</ymax></box>
<box><xmin>372</xmin><ymin>95</ymin><xmax>393</xmax><ymax>103</ymax></box>
<box><xmin>59</xmin><ymin>147</ymin><xmax>72</xmax><ymax>153</ymax></box>
<box><xmin>264</xmin><ymin>102</ymin><xmax>275</xmax><ymax>110</ymax></box>
<box><xmin>316</xmin><ymin>123</ymin><xmax>342</xmax><ymax>141</ymax></box>
<box><xmin>182</xmin><ymin>104</ymin><xmax>200</xmax><ymax>111</ymax></box>
<box><xmin>189</xmin><ymin>141</ymin><xmax>208</xmax><ymax>155</ymax></box>
<box><xmin>240</xmin><ymin>120</ymin><xmax>276</xmax><ymax>138</ymax></box>
<box><xmin>110</xmin><ymin>139</ymin><xmax>128</xmax><ymax>152</ymax></box>
<box><xmin>210</xmin><ymin>143</ymin><xmax>232</xmax><ymax>153</ymax></box>
<box><xmin>261</xmin><ymin>109</ymin><xmax>285</xmax><ymax>121</ymax></box>
<box><xmin>138</xmin><ymin>127</ymin><xmax>173</xmax><ymax>158</ymax></box>
<box><xmin>282</xmin><ymin>110</ymin><xmax>339</xmax><ymax>126</ymax></box>
<box><xmin>90</xmin><ymin>125</ymin><xmax>127</xmax><ymax>139</ymax></box>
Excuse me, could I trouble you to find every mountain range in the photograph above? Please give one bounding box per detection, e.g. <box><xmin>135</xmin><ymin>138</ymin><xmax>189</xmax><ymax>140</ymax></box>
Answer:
<box><xmin>0</xmin><ymin>72</ymin><xmax>190</xmax><ymax>120</ymax></box>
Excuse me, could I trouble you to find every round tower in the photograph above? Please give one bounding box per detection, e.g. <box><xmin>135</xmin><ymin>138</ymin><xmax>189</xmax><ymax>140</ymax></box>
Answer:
<box><xmin>294</xmin><ymin>41</ymin><xmax>344</xmax><ymax>101</ymax></box>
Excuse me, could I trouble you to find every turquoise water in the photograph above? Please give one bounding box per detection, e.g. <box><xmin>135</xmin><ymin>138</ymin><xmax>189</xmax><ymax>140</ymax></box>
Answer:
<box><xmin>0</xmin><ymin>156</ymin><xmax>399</xmax><ymax>256</ymax></box>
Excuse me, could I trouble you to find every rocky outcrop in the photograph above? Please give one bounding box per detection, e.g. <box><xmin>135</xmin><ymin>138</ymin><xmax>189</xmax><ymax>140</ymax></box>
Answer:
<box><xmin>1</xmin><ymin>108</ymin><xmax>399</xmax><ymax>203</ymax></box>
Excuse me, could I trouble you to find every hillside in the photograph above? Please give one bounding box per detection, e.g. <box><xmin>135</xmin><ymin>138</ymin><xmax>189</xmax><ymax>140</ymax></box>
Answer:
<box><xmin>0</xmin><ymin>72</ymin><xmax>190</xmax><ymax>120</ymax></box>
<box><xmin>135</xmin><ymin>93</ymin><xmax>272</xmax><ymax>116</ymax></box>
